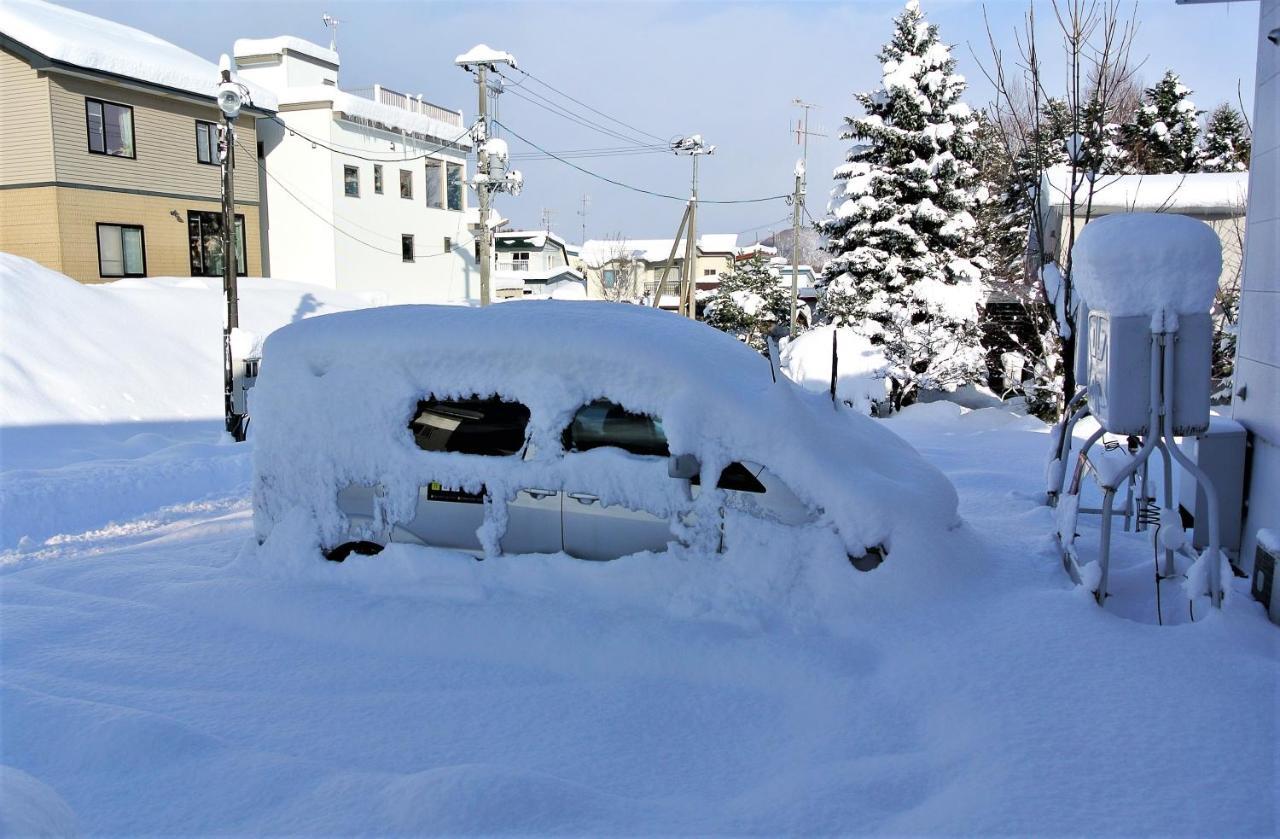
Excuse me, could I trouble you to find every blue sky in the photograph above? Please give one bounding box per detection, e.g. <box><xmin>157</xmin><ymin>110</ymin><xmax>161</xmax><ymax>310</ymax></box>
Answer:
<box><xmin>62</xmin><ymin>0</ymin><xmax>1260</xmax><ymax>241</ymax></box>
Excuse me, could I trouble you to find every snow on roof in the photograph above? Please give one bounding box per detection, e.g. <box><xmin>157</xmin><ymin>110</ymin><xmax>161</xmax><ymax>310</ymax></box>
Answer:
<box><xmin>0</xmin><ymin>0</ymin><xmax>277</xmax><ymax>110</ymax></box>
<box><xmin>1042</xmin><ymin>166</ymin><xmax>1248</xmax><ymax>215</ymax></box>
<box><xmin>275</xmin><ymin>86</ymin><xmax>469</xmax><ymax>148</ymax></box>
<box><xmin>580</xmin><ymin>235</ymin><xmax>742</xmax><ymax>266</ymax></box>
<box><xmin>495</xmin><ymin>230</ymin><xmax>568</xmax><ymax>251</ymax></box>
<box><xmin>454</xmin><ymin>44</ymin><xmax>517</xmax><ymax>68</ymax></box>
<box><xmin>251</xmin><ymin>304</ymin><xmax>958</xmax><ymax>558</ymax></box>
<box><xmin>1073</xmin><ymin>212</ymin><xmax>1221</xmax><ymax>318</ymax></box>
<box><xmin>233</xmin><ymin>36</ymin><xmax>339</xmax><ymax>67</ymax></box>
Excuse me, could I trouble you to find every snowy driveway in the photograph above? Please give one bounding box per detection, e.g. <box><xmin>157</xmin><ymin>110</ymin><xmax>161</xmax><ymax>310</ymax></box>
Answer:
<box><xmin>2</xmin><ymin>405</ymin><xmax>1276</xmax><ymax>835</ymax></box>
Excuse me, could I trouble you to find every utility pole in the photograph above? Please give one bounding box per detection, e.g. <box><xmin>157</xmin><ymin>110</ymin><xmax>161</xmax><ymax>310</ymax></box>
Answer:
<box><xmin>789</xmin><ymin>158</ymin><xmax>804</xmax><ymax>336</ymax></box>
<box><xmin>456</xmin><ymin>46</ymin><xmax>521</xmax><ymax>306</ymax></box>
<box><xmin>671</xmin><ymin>135</ymin><xmax>714</xmax><ymax>319</ymax></box>
<box><xmin>215</xmin><ymin>55</ymin><xmax>247</xmax><ymax>441</ymax></box>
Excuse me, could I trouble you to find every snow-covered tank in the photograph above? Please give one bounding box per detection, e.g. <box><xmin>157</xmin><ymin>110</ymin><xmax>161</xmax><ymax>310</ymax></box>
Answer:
<box><xmin>1072</xmin><ymin>213</ymin><xmax>1221</xmax><ymax>436</ymax></box>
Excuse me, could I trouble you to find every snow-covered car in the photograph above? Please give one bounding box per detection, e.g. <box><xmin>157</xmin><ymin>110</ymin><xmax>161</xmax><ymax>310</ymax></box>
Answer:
<box><xmin>250</xmin><ymin>303</ymin><xmax>958</xmax><ymax>567</ymax></box>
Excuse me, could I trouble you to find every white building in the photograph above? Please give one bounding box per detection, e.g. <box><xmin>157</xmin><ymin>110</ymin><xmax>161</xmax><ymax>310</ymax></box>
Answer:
<box><xmin>233</xmin><ymin>36</ymin><xmax>478</xmax><ymax>304</ymax></box>
<box><xmin>491</xmin><ymin>230</ymin><xmax>585</xmax><ymax>299</ymax></box>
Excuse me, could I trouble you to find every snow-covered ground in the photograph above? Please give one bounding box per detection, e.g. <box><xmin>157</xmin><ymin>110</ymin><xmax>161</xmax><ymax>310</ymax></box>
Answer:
<box><xmin>2</xmin><ymin>259</ymin><xmax>1277</xmax><ymax>835</ymax></box>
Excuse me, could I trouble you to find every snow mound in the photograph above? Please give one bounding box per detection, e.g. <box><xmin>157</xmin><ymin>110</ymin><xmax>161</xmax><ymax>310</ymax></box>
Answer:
<box><xmin>1071</xmin><ymin>213</ymin><xmax>1222</xmax><ymax>319</ymax></box>
<box><xmin>781</xmin><ymin>325</ymin><xmax>888</xmax><ymax>415</ymax></box>
<box><xmin>0</xmin><ymin>765</ymin><xmax>79</xmax><ymax>837</ymax></box>
<box><xmin>251</xmin><ymin>304</ymin><xmax>959</xmax><ymax>561</ymax></box>
<box><xmin>0</xmin><ymin>254</ymin><xmax>369</xmax><ymax>426</ymax></box>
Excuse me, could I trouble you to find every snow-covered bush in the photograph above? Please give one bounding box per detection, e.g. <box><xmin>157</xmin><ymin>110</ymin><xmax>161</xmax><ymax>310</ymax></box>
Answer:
<box><xmin>251</xmin><ymin>303</ymin><xmax>959</xmax><ymax>564</ymax></box>
<box><xmin>781</xmin><ymin>325</ymin><xmax>889</xmax><ymax>416</ymax></box>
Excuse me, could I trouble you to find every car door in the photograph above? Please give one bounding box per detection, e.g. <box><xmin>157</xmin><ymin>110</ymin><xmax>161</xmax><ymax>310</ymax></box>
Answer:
<box><xmin>404</xmin><ymin>395</ymin><xmax>530</xmax><ymax>552</ymax></box>
<box><xmin>560</xmin><ymin>399</ymin><xmax>674</xmax><ymax>560</ymax></box>
<box><xmin>501</xmin><ymin>444</ymin><xmax>563</xmax><ymax>555</ymax></box>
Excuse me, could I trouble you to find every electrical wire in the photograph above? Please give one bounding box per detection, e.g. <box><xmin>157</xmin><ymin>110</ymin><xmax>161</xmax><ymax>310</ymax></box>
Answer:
<box><xmin>493</xmin><ymin>119</ymin><xmax>789</xmax><ymax>205</ymax></box>
<box><xmin>269</xmin><ymin>115</ymin><xmax>472</xmax><ymax>163</ymax></box>
<box><xmin>502</xmin><ymin>66</ymin><xmax>670</xmax><ymax>145</ymax></box>
<box><xmin>500</xmin><ymin>83</ymin><xmax>666</xmax><ymax>149</ymax></box>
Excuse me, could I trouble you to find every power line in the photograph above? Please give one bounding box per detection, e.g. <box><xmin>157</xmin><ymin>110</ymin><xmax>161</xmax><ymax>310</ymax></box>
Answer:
<box><xmin>494</xmin><ymin>119</ymin><xmax>789</xmax><ymax>205</ymax></box>
<box><xmin>505</xmin><ymin>65</ymin><xmax>671</xmax><ymax>145</ymax></box>
<box><xmin>500</xmin><ymin>83</ymin><xmax>665</xmax><ymax>149</ymax></box>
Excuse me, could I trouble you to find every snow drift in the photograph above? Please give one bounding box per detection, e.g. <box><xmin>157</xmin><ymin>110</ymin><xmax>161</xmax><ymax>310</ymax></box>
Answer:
<box><xmin>251</xmin><ymin>303</ymin><xmax>959</xmax><ymax>561</ymax></box>
<box><xmin>782</xmin><ymin>325</ymin><xmax>889</xmax><ymax>415</ymax></box>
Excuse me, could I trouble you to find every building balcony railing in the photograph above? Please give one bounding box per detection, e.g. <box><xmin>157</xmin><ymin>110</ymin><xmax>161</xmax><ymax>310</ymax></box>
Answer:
<box><xmin>351</xmin><ymin>84</ymin><xmax>464</xmax><ymax>128</ymax></box>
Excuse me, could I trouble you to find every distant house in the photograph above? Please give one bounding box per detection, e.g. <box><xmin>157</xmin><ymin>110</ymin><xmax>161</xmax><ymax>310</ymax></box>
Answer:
<box><xmin>234</xmin><ymin>36</ymin><xmax>476</xmax><ymax>304</ymax></box>
<box><xmin>1037</xmin><ymin>166</ymin><xmax>1249</xmax><ymax>292</ymax></box>
<box><xmin>491</xmin><ymin>229</ymin><xmax>585</xmax><ymax>299</ymax></box>
<box><xmin>0</xmin><ymin>0</ymin><xmax>276</xmax><ymax>283</ymax></box>
<box><xmin>580</xmin><ymin>233</ymin><xmax>741</xmax><ymax>305</ymax></box>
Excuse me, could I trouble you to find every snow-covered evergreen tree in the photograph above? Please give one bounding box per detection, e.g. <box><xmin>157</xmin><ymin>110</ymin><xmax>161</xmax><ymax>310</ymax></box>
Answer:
<box><xmin>703</xmin><ymin>254</ymin><xmax>791</xmax><ymax>354</ymax></box>
<box><xmin>816</xmin><ymin>0</ymin><xmax>985</xmax><ymax>408</ymax></box>
<box><xmin>1200</xmin><ymin>103</ymin><xmax>1251</xmax><ymax>173</ymax></box>
<box><xmin>1121</xmin><ymin>71</ymin><xmax>1201</xmax><ymax>173</ymax></box>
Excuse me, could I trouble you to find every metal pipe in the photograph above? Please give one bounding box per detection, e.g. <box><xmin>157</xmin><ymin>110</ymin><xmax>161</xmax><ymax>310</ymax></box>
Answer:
<box><xmin>1160</xmin><ymin>334</ymin><xmax>1222</xmax><ymax>606</ymax></box>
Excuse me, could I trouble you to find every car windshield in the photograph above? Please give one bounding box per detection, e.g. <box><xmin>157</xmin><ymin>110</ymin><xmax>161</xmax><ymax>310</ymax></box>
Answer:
<box><xmin>409</xmin><ymin>396</ymin><xmax>530</xmax><ymax>456</ymax></box>
<box><xmin>564</xmin><ymin>399</ymin><xmax>669</xmax><ymax>458</ymax></box>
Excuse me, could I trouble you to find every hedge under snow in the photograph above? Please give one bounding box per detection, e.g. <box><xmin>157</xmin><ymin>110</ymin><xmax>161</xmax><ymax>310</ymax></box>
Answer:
<box><xmin>251</xmin><ymin>303</ymin><xmax>959</xmax><ymax>559</ymax></box>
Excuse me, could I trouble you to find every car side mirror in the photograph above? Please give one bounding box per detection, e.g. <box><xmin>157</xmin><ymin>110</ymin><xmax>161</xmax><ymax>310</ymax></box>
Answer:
<box><xmin>668</xmin><ymin>453</ymin><xmax>700</xmax><ymax>480</ymax></box>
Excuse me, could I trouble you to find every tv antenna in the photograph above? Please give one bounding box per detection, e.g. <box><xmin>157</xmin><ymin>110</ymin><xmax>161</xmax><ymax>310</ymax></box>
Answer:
<box><xmin>321</xmin><ymin>14</ymin><xmax>341</xmax><ymax>52</ymax></box>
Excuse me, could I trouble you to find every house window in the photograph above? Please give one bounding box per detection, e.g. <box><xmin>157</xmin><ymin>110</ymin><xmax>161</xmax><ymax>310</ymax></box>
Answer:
<box><xmin>374</xmin><ymin>164</ymin><xmax>384</xmax><ymax>194</ymax></box>
<box><xmin>343</xmin><ymin>164</ymin><xmax>359</xmax><ymax>197</ymax></box>
<box><xmin>402</xmin><ymin>234</ymin><xmax>415</xmax><ymax>262</ymax></box>
<box><xmin>188</xmin><ymin>211</ymin><xmax>247</xmax><ymax>277</ymax></box>
<box><xmin>703</xmin><ymin>269</ymin><xmax>717</xmax><ymax>276</ymax></box>
<box><xmin>425</xmin><ymin>160</ymin><xmax>443</xmax><ymax>209</ymax></box>
<box><xmin>400</xmin><ymin>169</ymin><xmax>413</xmax><ymax>199</ymax></box>
<box><xmin>96</xmin><ymin>223</ymin><xmax>146</xmax><ymax>277</ymax></box>
<box><xmin>603</xmin><ymin>269</ymin><xmax>616</xmax><ymax>288</ymax></box>
<box><xmin>443</xmin><ymin>236</ymin><xmax>452</xmax><ymax>253</ymax></box>
<box><xmin>195</xmin><ymin>120</ymin><xmax>218</xmax><ymax>165</ymax></box>
<box><xmin>85</xmin><ymin>98</ymin><xmax>134</xmax><ymax>158</ymax></box>
<box><xmin>511</xmin><ymin>252</ymin><xmax>530</xmax><ymax>272</ymax></box>
<box><xmin>446</xmin><ymin>162</ymin><xmax>463</xmax><ymax>211</ymax></box>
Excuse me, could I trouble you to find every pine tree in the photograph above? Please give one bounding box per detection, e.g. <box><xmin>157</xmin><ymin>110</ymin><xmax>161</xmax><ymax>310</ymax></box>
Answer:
<box><xmin>1200</xmin><ymin>103</ymin><xmax>1251</xmax><ymax>173</ymax></box>
<box><xmin>704</xmin><ymin>254</ymin><xmax>791</xmax><ymax>354</ymax></box>
<box><xmin>1121</xmin><ymin>70</ymin><xmax>1202</xmax><ymax>173</ymax></box>
<box><xmin>816</xmin><ymin>0</ymin><xmax>986</xmax><ymax>409</ymax></box>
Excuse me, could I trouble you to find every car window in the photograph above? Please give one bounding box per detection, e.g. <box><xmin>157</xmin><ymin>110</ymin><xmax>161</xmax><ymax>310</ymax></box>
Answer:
<box><xmin>409</xmin><ymin>396</ymin><xmax>530</xmax><ymax>456</ymax></box>
<box><xmin>691</xmin><ymin>462</ymin><xmax>766</xmax><ymax>494</ymax></box>
<box><xmin>563</xmin><ymin>399</ymin><xmax>669</xmax><ymax>457</ymax></box>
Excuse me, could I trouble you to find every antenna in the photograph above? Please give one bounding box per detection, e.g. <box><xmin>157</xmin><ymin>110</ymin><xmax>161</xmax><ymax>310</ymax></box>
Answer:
<box><xmin>578</xmin><ymin>194</ymin><xmax>590</xmax><ymax>244</ymax></box>
<box><xmin>540</xmin><ymin>207</ymin><xmax>555</xmax><ymax>233</ymax></box>
<box><xmin>321</xmin><ymin>14</ymin><xmax>341</xmax><ymax>52</ymax></box>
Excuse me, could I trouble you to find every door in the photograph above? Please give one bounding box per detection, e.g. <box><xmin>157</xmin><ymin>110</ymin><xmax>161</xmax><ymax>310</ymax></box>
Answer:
<box><xmin>404</xmin><ymin>395</ymin><xmax>530</xmax><ymax>552</ymax></box>
<box><xmin>502</xmin><ymin>447</ymin><xmax>563</xmax><ymax>555</ymax></box>
<box><xmin>560</xmin><ymin>399</ymin><xmax>674</xmax><ymax>560</ymax></box>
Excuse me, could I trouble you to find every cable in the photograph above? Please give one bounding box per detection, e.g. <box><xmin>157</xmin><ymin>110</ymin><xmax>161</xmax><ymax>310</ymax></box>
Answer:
<box><xmin>503</xmin><ymin>66</ymin><xmax>670</xmax><ymax>145</ymax></box>
<box><xmin>270</xmin><ymin>115</ymin><xmax>471</xmax><ymax>163</ymax></box>
<box><xmin>501</xmin><ymin>84</ymin><xmax>665</xmax><ymax>149</ymax></box>
<box><xmin>238</xmin><ymin>137</ymin><xmax>461</xmax><ymax>260</ymax></box>
<box><xmin>494</xmin><ymin>119</ymin><xmax>789</xmax><ymax>205</ymax></box>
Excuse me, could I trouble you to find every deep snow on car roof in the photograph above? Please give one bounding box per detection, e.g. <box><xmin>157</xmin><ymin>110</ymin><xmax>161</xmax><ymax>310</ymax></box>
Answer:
<box><xmin>252</xmin><ymin>302</ymin><xmax>959</xmax><ymax>560</ymax></box>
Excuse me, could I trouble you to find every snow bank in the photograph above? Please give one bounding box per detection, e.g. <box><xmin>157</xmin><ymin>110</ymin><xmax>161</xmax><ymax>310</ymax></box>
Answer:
<box><xmin>0</xmin><ymin>0</ymin><xmax>277</xmax><ymax>110</ymax></box>
<box><xmin>0</xmin><ymin>766</ymin><xmax>78</xmax><ymax>837</ymax></box>
<box><xmin>1071</xmin><ymin>213</ymin><xmax>1221</xmax><ymax>320</ymax></box>
<box><xmin>251</xmin><ymin>304</ymin><xmax>958</xmax><ymax>560</ymax></box>
<box><xmin>0</xmin><ymin>254</ymin><xmax>369</xmax><ymax>426</ymax></box>
<box><xmin>781</xmin><ymin>326</ymin><xmax>888</xmax><ymax>415</ymax></box>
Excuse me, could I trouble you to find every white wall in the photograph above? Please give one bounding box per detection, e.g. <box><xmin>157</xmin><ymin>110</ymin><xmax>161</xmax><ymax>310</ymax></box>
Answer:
<box><xmin>257</xmin><ymin>109</ymin><xmax>338</xmax><ymax>288</ymax></box>
<box><xmin>1232</xmin><ymin>0</ymin><xmax>1280</xmax><ymax>586</ymax></box>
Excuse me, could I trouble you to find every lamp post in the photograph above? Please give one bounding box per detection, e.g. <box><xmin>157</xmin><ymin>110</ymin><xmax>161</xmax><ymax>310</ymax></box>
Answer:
<box><xmin>216</xmin><ymin>54</ymin><xmax>247</xmax><ymax>440</ymax></box>
<box><xmin>671</xmin><ymin>135</ymin><xmax>714</xmax><ymax>319</ymax></box>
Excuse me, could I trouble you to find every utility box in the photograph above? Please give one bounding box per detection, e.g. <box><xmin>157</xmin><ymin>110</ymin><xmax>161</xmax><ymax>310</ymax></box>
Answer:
<box><xmin>1086</xmin><ymin>311</ymin><xmax>1211</xmax><ymax>436</ymax></box>
<box><xmin>231</xmin><ymin>355</ymin><xmax>260</xmax><ymax>416</ymax></box>
<box><xmin>1253</xmin><ymin>531</ymin><xmax>1279</xmax><ymax>625</ymax></box>
<box><xmin>1178</xmin><ymin>416</ymin><xmax>1246</xmax><ymax>553</ymax></box>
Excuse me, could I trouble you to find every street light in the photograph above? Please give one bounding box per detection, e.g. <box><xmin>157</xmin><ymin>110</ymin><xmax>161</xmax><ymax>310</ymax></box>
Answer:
<box><xmin>217</xmin><ymin>54</ymin><xmax>252</xmax><ymax>440</ymax></box>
